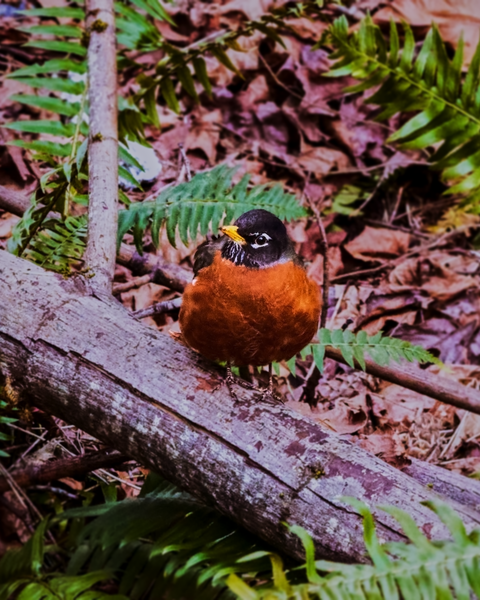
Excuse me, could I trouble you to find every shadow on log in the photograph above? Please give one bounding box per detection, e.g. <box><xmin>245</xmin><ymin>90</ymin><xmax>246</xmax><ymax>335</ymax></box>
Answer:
<box><xmin>1</xmin><ymin>249</ymin><xmax>480</xmax><ymax>563</ymax></box>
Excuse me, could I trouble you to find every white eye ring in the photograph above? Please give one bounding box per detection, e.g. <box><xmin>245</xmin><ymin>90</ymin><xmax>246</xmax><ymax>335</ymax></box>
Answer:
<box><xmin>251</xmin><ymin>233</ymin><xmax>271</xmax><ymax>249</ymax></box>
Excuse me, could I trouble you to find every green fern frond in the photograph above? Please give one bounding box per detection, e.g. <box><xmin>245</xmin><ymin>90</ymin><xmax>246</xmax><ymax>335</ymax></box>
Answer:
<box><xmin>228</xmin><ymin>498</ymin><xmax>480</xmax><ymax>600</ymax></box>
<box><xmin>323</xmin><ymin>15</ymin><xmax>480</xmax><ymax>206</ymax></box>
<box><xmin>24</xmin><ymin>216</ymin><xmax>88</xmax><ymax>273</ymax></box>
<box><xmin>59</xmin><ymin>474</ymin><xmax>270</xmax><ymax>600</ymax></box>
<box><xmin>118</xmin><ymin>165</ymin><xmax>307</xmax><ymax>250</ymax></box>
<box><xmin>0</xmin><ymin>398</ymin><xmax>17</xmax><ymax>459</ymax></box>
<box><xmin>308</xmin><ymin>328</ymin><xmax>440</xmax><ymax>373</ymax></box>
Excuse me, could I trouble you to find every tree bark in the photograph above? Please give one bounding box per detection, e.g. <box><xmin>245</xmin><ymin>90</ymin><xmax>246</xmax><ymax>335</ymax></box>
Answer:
<box><xmin>1</xmin><ymin>250</ymin><xmax>480</xmax><ymax>563</ymax></box>
<box><xmin>84</xmin><ymin>0</ymin><xmax>118</xmax><ymax>293</ymax></box>
<box><xmin>0</xmin><ymin>185</ymin><xmax>33</xmax><ymax>216</ymax></box>
<box><xmin>0</xmin><ymin>451</ymin><xmax>128</xmax><ymax>493</ymax></box>
<box><xmin>402</xmin><ymin>458</ymin><xmax>480</xmax><ymax>513</ymax></box>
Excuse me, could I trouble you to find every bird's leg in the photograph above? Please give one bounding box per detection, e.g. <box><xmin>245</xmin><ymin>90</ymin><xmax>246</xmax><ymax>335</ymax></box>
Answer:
<box><xmin>258</xmin><ymin>363</ymin><xmax>284</xmax><ymax>404</ymax></box>
<box><xmin>225</xmin><ymin>362</ymin><xmax>239</xmax><ymax>402</ymax></box>
<box><xmin>225</xmin><ymin>363</ymin><xmax>283</xmax><ymax>403</ymax></box>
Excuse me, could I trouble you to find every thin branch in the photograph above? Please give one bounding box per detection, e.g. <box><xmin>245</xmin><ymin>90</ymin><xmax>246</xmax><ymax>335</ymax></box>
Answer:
<box><xmin>84</xmin><ymin>0</ymin><xmax>118</xmax><ymax>293</ymax></box>
<box><xmin>258</xmin><ymin>53</ymin><xmax>306</xmax><ymax>102</ymax></box>
<box><xmin>0</xmin><ymin>450</ymin><xmax>128</xmax><ymax>493</ymax></box>
<box><xmin>132</xmin><ymin>296</ymin><xmax>182</xmax><ymax>319</ymax></box>
<box><xmin>305</xmin><ymin>193</ymin><xmax>329</xmax><ymax>329</ymax></box>
<box><xmin>113</xmin><ymin>273</ymin><xmax>153</xmax><ymax>295</ymax></box>
<box><xmin>117</xmin><ymin>243</ymin><xmax>192</xmax><ymax>292</ymax></box>
<box><xmin>0</xmin><ymin>185</ymin><xmax>32</xmax><ymax>216</ymax></box>
<box><xmin>331</xmin><ymin>228</ymin><xmax>464</xmax><ymax>283</ymax></box>
<box><xmin>326</xmin><ymin>346</ymin><xmax>480</xmax><ymax>416</ymax></box>
<box><xmin>178</xmin><ymin>143</ymin><xmax>192</xmax><ymax>182</ymax></box>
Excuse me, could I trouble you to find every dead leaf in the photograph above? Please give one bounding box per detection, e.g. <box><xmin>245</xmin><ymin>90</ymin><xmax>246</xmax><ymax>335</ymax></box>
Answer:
<box><xmin>59</xmin><ymin>477</ymin><xmax>84</xmax><ymax>491</ymax></box>
<box><xmin>307</xmin><ymin>245</ymin><xmax>344</xmax><ymax>286</ymax></box>
<box><xmin>358</xmin><ymin>431</ymin><xmax>407</xmax><ymax>465</ymax></box>
<box><xmin>0</xmin><ymin>76</ymin><xmax>31</xmax><ymax>109</ymax></box>
<box><xmin>441</xmin><ymin>411</ymin><xmax>480</xmax><ymax>459</ymax></box>
<box><xmin>388</xmin><ymin>252</ymin><xmax>477</xmax><ymax>302</ymax></box>
<box><xmin>297</xmin><ymin>142</ymin><xmax>350</xmax><ymax>175</ymax></box>
<box><xmin>0</xmin><ymin>213</ymin><xmax>19</xmax><ymax>238</ymax></box>
<box><xmin>345</xmin><ymin>226</ymin><xmax>410</xmax><ymax>262</ymax></box>
<box><xmin>287</xmin><ymin>396</ymin><xmax>368</xmax><ymax>434</ymax></box>
<box><xmin>185</xmin><ymin>108</ymin><xmax>222</xmax><ymax>162</ymax></box>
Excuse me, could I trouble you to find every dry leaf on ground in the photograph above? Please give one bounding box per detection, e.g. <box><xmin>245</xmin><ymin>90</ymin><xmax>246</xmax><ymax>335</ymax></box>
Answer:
<box><xmin>344</xmin><ymin>226</ymin><xmax>410</xmax><ymax>262</ymax></box>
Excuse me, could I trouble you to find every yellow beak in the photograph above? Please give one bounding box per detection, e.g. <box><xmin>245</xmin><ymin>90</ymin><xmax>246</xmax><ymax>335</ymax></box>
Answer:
<box><xmin>221</xmin><ymin>225</ymin><xmax>246</xmax><ymax>244</ymax></box>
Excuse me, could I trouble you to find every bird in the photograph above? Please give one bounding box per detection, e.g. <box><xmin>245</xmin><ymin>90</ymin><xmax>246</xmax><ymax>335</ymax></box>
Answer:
<box><xmin>179</xmin><ymin>209</ymin><xmax>321</xmax><ymax>398</ymax></box>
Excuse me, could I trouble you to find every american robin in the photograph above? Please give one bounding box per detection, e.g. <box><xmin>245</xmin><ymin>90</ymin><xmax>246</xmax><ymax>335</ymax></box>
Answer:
<box><xmin>179</xmin><ymin>209</ymin><xmax>321</xmax><ymax>396</ymax></box>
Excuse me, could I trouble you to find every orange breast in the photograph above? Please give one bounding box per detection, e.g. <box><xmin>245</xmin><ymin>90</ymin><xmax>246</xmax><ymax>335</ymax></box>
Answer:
<box><xmin>179</xmin><ymin>252</ymin><xmax>321</xmax><ymax>366</ymax></box>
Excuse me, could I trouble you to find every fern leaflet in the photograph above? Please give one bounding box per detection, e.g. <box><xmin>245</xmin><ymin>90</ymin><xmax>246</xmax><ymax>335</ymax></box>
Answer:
<box><xmin>322</xmin><ymin>15</ymin><xmax>480</xmax><ymax>210</ymax></box>
<box><xmin>228</xmin><ymin>498</ymin><xmax>480</xmax><ymax>599</ymax></box>
<box><xmin>117</xmin><ymin>165</ymin><xmax>308</xmax><ymax>249</ymax></box>
<box><xmin>307</xmin><ymin>328</ymin><xmax>440</xmax><ymax>373</ymax></box>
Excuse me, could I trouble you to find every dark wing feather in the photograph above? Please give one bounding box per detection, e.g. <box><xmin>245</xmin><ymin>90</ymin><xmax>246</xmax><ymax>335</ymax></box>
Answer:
<box><xmin>193</xmin><ymin>236</ymin><xmax>225</xmax><ymax>277</ymax></box>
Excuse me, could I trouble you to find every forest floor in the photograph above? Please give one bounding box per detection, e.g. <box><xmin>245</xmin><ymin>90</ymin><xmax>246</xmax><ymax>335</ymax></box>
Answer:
<box><xmin>1</xmin><ymin>0</ymin><xmax>480</xmax><ymax>559</ymax></box>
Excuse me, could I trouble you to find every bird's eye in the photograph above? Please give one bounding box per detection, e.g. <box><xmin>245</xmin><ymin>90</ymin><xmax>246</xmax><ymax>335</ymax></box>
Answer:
<box><xmin>255</xmin><ymin>234</ymin><xmax>269</xmax><ymax>246</ymax></box>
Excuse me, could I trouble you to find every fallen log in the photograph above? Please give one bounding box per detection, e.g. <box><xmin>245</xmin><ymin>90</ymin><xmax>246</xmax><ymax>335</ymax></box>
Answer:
<box><xmin>1</xmin><ymin>250</ymin><xmax>480</xmax><ymax>563</ymax></box>
<box><xmin>403</xmin><ymin>458</ymin><xmax>480</xmax><ymax>513</ymax></box>
<box><xmin>3</xmin><ymin>186</ymin><xmax>480</xmax><ymax>416</ymax></box>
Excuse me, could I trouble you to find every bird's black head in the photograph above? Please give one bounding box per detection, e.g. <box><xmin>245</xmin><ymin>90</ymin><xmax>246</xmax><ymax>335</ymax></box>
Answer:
<box><xmin>220</xmin><ymin>209</ymin><xmax>293</xmax><ymax>268</ymax></box>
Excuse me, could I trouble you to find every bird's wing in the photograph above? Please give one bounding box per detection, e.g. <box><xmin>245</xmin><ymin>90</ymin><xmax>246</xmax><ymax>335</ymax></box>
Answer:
<box><xmin>193</xmin><ymin>236</ymin><xmax>224</xmax><ymax>277</ymax></box>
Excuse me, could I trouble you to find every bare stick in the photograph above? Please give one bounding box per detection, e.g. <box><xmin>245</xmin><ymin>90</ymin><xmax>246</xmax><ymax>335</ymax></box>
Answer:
<box><xmin>300</xmin><ymin>194</ymin><xmax>329</xmax><ymax>405</ymax></box>
<box><xmin>0</xmin><ymin>450</ymin><xmax>128</xmax><ymax>493</ymax></box>
<box><xmin>113</xmin><ymin>273</ymin><xmax>153</xmax><ymax>294</ymax></box>
<box><xmin>326</xmin><ymin>346</ymin><xmax>480</xmax><ymax>416</ymax></box>
<box><xmin>132</xmin><ymin>296</ymin><xmax>182</xmax><ymax>319</ymax></box>
<box><xmin>84</xmin><ymin>0</ymin><xmax>118</xmax><ymax>293</ymax></box>
<box><xmin>117</xmin><ymin>243</ymin><xmax>192</xmax><ymax>292</ymax></box>
<box><xmin>178</xmin><ymin>143</ymin><xmax>192</xmax><ymax>182</ymax></box>
<box><xmin>305</xmin><ymin>194</ymin><xmax>329</xmax><ymax>328</ymax></box>
<box><xmin>0</xmin><ymin>185</ymin><xmax>32</xmax><ymax>216</ymax></box>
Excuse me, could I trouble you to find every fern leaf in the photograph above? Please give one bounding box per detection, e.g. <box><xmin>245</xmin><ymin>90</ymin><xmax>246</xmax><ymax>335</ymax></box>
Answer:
<box><xmin>323</xmin><ymin>15</ymin><xmax>480</xmax><ymax>207</ymax></box>
<box><xmin>229</xmin><ymin>499</ymin><xmax>480</xmax><ymax>599</ymax></box>
<box><xmin>118</xmin><ymin>165</ymin><xmax>307</xmax><ymax>250</ymax></box>
<box><xmin>24</xmin><ymin>216</ymin><xmax>87</xmax><ymax>273</ymax></box>
<box><xmin>7</xmin><ymin>58</ymin><xmax>86</xmax><ymax>77</ymax></box>
<box><xmin>310</xmin><ymin>329</ymin><xmax>440</xmax><ymax>374</ymax></box>
<box><xmin>58</xmin><ymin>473</ymin><xmax>269</xmax><ymax>600</ymax></box>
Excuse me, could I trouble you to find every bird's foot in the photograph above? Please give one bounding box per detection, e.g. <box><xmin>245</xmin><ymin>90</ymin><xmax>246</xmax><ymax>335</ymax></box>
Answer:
<box><xmin>225</xmin><ymin>364</ymin><xmax>284</xmax><ymax>404</ymax></box>
<box><xmin>225</xmin><ymin>367</ymin><xmax>240</xmax><ymax>402</ymax></box>
<box><xmin>256</xmin><ymin>381</ymin><xmax>284</xmax><ymax>404</ymax></box>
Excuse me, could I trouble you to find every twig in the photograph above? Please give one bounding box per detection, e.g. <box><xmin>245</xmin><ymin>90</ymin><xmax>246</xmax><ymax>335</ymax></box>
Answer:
<box><xmin>84</xmin><ymin>0</ymin><xmax>118</xmax><ymax>293</ymax></box>
<box><xmin>325</xmin><ymin>160</ymin><xmax>428</xmax><ymax>177</ymax></box>
<box><xmin>389</xmin><ymin>184</ymin><xmax>404</xmax><ymax>223</ymax></box>
<box><xmin>364</xmin><ymin>219</ymin><xmax>431</xmax><ymax>239</ymax></box>
<box><xmin>0</xmin><ymin>450</ymin><xmax>128</xmax><ymax>493</ymax></box>
<box><xmin>305</xmin><ymin>194</ymin><xmax>329</xmax><ymax>329</ymax></box>
<box><xmin>326</xmin><ymin>347</ymin><xmax>480</xmax><ymax>416</ymax></box>
<box><xmin>350</xmin><ymin>174</ymin><xmax>384</xmax><ymax>217</ymax></box>
<box><xmin>258</xmin><ymin>54</ymin><xmax>306</xmax><ymax>102</ymax></box>
<box><xmin>0</xmin><ymin>460</ymin><xmax>55</xmax><ymax>543</ymax></box>
<box><xmin>117</xmin><ymin>243</ymin><xmax>192</xmax><ymax>292</ymax></box>
<box><xmin>113</xmin><ymin>273</ymin><xmax>153</xmax><ymax>295</ymax></box>
<box><xmin>178</xmin><ymin>143</ymin><xmax>192</xmax><ymax>182</ymax></box>
<box><xmin>330</xmin><ymin>229</ymin><xmax>462</xmax><ymax>284</ymax></box>
<box><xmin>131</xmin><ymin>296</ymin><xmax>182</xmax><ymax>319</ymax></box>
